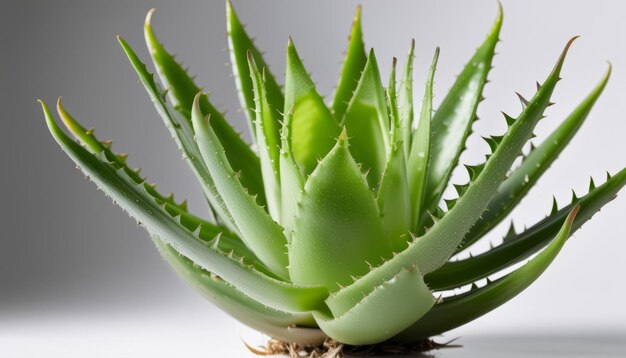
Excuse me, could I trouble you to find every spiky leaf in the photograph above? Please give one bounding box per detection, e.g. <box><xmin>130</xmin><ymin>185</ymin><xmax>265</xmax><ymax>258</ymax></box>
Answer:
<box><xmin>314</xmin><ymin>266</ymin><xmax>435</xmax><ymax>345</ymax></box>
<box><xmin>289</xmin><ymin>131</ymin><xmax>391</xmax><ymax>290</ymax></box>
<box><xmin>284</xmin><ymin>39</ymin><xmax>341</xmax><ymax>175</ymax></box>
<box><xmin>226</xmin><ymin>0</ymin><xmax>284</xmax><ymax>138</ymax></box>
<box><xmin>42</xmin><ymin>101</ymin><xmax>328</xmax><ymax>312</ymax></box>
<box><xmin>398</xmin><ymin>40</ymin><xmax>416</xmax><ymax>157</ymax></box>
<box><xmin>422</xmin><ymin>6</ymin><xmax>502</xmax><ymax>219</ymax></box>
<box><xmin>329</xmin><ymin>38</ymin><xmax>574</xmax><ymax>306</ymax></box>
<box><xmin>407</xmin><ymin>47</ymin><xmax>439</xmax><ymax>231</ymax></box>
<box><xmin>395</xmin><ymin>207</ymin><xmax>579</xmax><ymax>340</ymax></box>
<box><xmin>118</xmin><ymin>36</ymin><xmax>237</xmax><ymax>229</ymax></box>
<box><xmin>248</xmin><ymin>53</ymin><xmax>282</xmax><ymax>221</ymax></box>
<box><xmin>341</xmin><ymin>49</ymin><xmax>390</xmax><ymax>189</ymax></box>
<box><xmin>426</xmin><ymin>167</ymin><xmax>626</xmax><ymax>290</ymax></box>
<box><xmin>331</xmin><ymin>6</ymin><xmax>367</xmax><ymax>120</ymax></box>
<box><xmin>191</xmin><ymin>94</ymin><xmax>289</xmax><ymax>278</ymax></box>
<box><xmin>458</xmin><ymin>65</ymin><xmax>612</xmax><ymax>251</ymax></box>
<box><xmin>143</xmin><ymin>10</ymin><xmax>265</xmax><ymax>206</ymax></box>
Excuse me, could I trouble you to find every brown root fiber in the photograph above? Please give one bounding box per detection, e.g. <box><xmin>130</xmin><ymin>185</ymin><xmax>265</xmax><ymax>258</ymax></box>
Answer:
<box><xmin>245</xmin><ymin>337</ymin><xmax>460</xmax><ymax>357</ymax></box>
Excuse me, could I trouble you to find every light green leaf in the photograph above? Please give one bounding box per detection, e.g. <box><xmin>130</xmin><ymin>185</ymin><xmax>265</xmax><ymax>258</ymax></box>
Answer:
<box><xmin>226</xmin><ymin>0</ymin><xmax>284</xmax><ymax>139</ymax></box>
<box><xmin>377</xmin><ymin>59</ymin><xmax>411</xmax><ymax>252</ymax></box>
<box><xmin>284</xmin><ymin>38</ymin><xmax>341</xmax><ymax>175</ymax></box>
<box><xmin>289</xmin><ymin>131</ymin><xmax>390</xmax><ymax>290</ymax></box>
<box><xmin>341</xmin><ymin>49</ymin><xmax>390</xmax><ymax>189</ymax></box>
<box><xmin>143</xmin><ymin>10</ymin><xmax>265</xmax><ymax>206</ymax></box>
<box><xmin>154</xmin><ymin>238</ymin><xmax>326</xmax><ymax>346</ymax></box>
<box><xmin>398</xmin><ymin>40</ymin><xmax>416</xmax><ymax>158</ymax></box>
<box><xmin>395</xmin><ymin>206</ymin><xmax>579</xmax><ymax>341</ymax></box>
<box><xmin>331</xmin><ymin>5</ymin><xmax>367</xmax><ymax>120</ymax></box>
<box><xmin>248</xmin><ymin>52</ymin><xmax>282</xmax><ymax>221</ymax></box>
<box><xmin>458</xmin><ymin>65</ymin><xmax>612</xmax><ymax>252</ymax></box>
<box><xmin>422</xmin><ymin>5</ymin><xmax>502</xmax><ymax>220</ymax></box>
<box><xmin>329</xmin><ymin>37</ymin><xmax>575</xmax><ymax>306</ymax></box>
<box><xmin>407</xmin><ymin>47</ymin><xmax>439</xmax><ymax>232</ymax></box>
<box><xmin>117</xmin><ymin>36</ymin><xmax>236</xmax><ymax>230</ymax></box>
<box><xmin>191</xmin><ymin>94</ymin><xmax>289</xmax><ymax>279</ymax></box>
<box><xmin>57</xmin><ymin>99</ymin><xmax>269</xmax><ymax>266</ymax></box>
<box><xmin>426</xmin><ymin>167</ymin><xmax>626</xmax><ymax>290</ymax></box>
<box><xmin>278</xmin><ymin>107</ymin><xmax>305</xmax><ymax>241</ymax></box>
<box><xmin>314</xmin><ymin>266</ymin><xmax>435</xmax><ymax>345</ymax></box>
<box><xmin>42</xmin><ymin>101</ymin><xmax>328</xmax><ymax>313</ymax></box>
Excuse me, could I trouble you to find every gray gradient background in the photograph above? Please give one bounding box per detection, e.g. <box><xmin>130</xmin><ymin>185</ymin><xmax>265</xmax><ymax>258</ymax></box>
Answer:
<box><xmin>2</xmin><ymin>0</ymin><xmax>625</xmax><ymax>356</ymax></box>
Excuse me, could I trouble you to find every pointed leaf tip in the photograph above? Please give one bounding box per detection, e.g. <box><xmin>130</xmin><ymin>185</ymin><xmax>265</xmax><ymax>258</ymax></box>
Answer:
<box><xmin>145</xmin><ymin>8</ymin><xmax>156</xmax><ymax>27</ymax></box>
<box><xmin>552</xmin><ymin>36</ymin><xmax>579</xmax><ymax>76</ymax></box>
<box><xmin>338</xmin><ymin>127</ymin><xmax>349</xmax><ymax>145</ymax></box>
<box><xmin>354</xmin><ymin>4</ymin><xmax>362</xmax><ymax>20</ymax></box>
<box><xmin>566</xmin><ymin>205</ymin><xmax>580</xmax><ymax>226</ymax></box>
<box><xmin>246</xmin><ymin>49</ymin><xmax>256</xmax><ymax>68</ymax></box>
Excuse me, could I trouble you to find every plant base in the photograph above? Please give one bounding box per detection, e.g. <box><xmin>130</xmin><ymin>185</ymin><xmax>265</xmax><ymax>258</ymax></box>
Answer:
<box><xmin>245</xmin><ymin>337</ymin><xmax>460</xmax><ymax>357</ymax></box>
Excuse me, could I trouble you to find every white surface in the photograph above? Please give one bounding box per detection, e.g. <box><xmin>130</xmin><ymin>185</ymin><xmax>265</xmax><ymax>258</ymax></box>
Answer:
<box><xmin>3</xmin><ymin>309</ymin><xmax>624</xmax><ymax>357</ymax></box>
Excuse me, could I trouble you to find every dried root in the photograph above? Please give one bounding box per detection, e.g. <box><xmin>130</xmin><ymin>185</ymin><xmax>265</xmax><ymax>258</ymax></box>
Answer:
<box><xmin>245</xmin><ymin>337</ymin><xmax>460</xmax><ymax>357</ymax></box>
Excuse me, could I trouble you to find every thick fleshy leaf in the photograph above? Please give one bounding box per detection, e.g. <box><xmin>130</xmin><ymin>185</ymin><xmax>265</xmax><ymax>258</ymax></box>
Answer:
<box><xmin>118</xmin><ymin>36</ymin><xmax>236</xmax><ymax>230</ymax></box>
<box><xmin>143</xmin><ymin>10</ymin><xmax>265</xmax><ymax>205</ymax></box>
<box><xmin>341</xmin><ymin>49</ymin><xmax>390</xmax><ymax>189</ymax></box>
<box><xmin>377</xmin><ymin>59</ymin><xmax>411</xmax><ymax>252</ymax></box>
<box><xmin>278</xmin><ymin>107</ymin><xmax>305</xmax><ymax>240</ymax></box>
<box><xmin>56</xmin><ymin>99</ymin><xmax>272</xmax><ymax>272</ymax></box>
<box><xmin>191</xmin><ymin>94</ymin><xmax>289</xmax><ymax>278</ymax></box>
<box><xmin>422</xmin><ymin>5</ymin><xmax>502</xmax><ymax>219</ymax></box>
<box><xmin>248</xmin><ymin>53</ymin><xmax>282</xmax><ymax>221</ymax></box>
<box><xmin>398</xmin><ymin>40</ymin><xmax>416</xmax><ymax>158</ymax></box>
<box><xmin>426</xmin><ymin>167</ymin><xmax>626</xmax><ymax>290</ymax></box>
<box><xmin>154</xmin><ymin>238</ymin><xmax>327</xmax><ymax>346</ymax></box>
<box><xmin>331</xmin><ymin>5</ymin><xmax>367</xmax><ymax>120</ymax></box>
<box><xmin>42</xmin><ymin>102</ymin><xmax>328</xmax><ymax>313</ymax></box>
<box><xmin>289</xmin><ymin>131</ymin><xmax>390</xmax><ymax>290</ymax></box>
<box><xmin>395</xmin><ymin>207</ymin><xmax>579</xmax><ymax>340</ymax></box>
<box><xmin>329</xmin><ymin>38</ymin><xmax>574</xmax><ymax>306</ymax></box>
<box><xmin>457</xmin><ymin>65</ymin><xmax>612</xmax><ymax>252</ymax></box>
<box><xmin>407</xmin><ymin>48</ymin><xmax>439</xmax><ymax>232</ymax></box>
<box><xmin>314</xmin><ymin>266</ymin><xmax>435</xmax><ymax>345</ymax></box>
<box><xmin>226</xmin><ymin>0</ymin><xmax>284</xmax><ymax>139</ymax></box>
<box><xmin>284</xmin><ymin>38</ymin><xmax>341</xmax><ymax>175</ymax></box>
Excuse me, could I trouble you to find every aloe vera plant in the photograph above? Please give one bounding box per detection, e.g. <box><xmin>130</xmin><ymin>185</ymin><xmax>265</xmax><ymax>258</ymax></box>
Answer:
<box><xmin>41</xmin><ymin>1</ymin><xmax>625</xmax><ymax>351</ymax></box>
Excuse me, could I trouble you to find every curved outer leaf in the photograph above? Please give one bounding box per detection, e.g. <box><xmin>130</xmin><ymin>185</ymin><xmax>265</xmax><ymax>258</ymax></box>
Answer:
<box><xmin>191</xmin><ymin>94</ymin><xmax>289</xmax><ymax>279</ymax></box>
<box><xmin>284</xmin><ymin>38</ymin><xmax>341</xmax><ymax>175</ymax></box>
<box><xmin>278</xmin><ymin>107</ymin><xmax>305</xmax><ymax>241</ymax></box>
<box><xmin>42</xmin><ymin>101</ymin><xmax>328</xmax><ymax>313</ymax></box>
<box><xmin>226</xmin><ymin>0</ymin><xmax>284</xmax><ymax>139</ymax></box>
<box><xmin>55</xmin><ymin>99</ymin><xmax>270</xmax><ymax>271</ymax></box>
<box><xmin>422</xmin><ymin>5</ymin><xmax>502</xmax><ymax>220</ymax></box>
<box><xmin>154</xmin><ymin>238</ymin><xmax>327</xmax><ymax>346</ymax></box>
<box><xmin>426</xmin><ymin>166</ymin><xmax>626</xmax><ymax>290</ymax></box>
<box><xmin>248</xmin><ymin>53</ymin><xmax>282</xmax><ymax>221</ymax></box>
<box><xmin>143</xmin><ymin>10</ymin><xmax>265</xmax><ymax>206</ymax></box>
<box><xmin>398</xmin><ymin>40</ymin><xmax>416</xmax><ymax>158</ymax></box>
<box><xmin>341</xmin><ymin>49</ymin><xmax>390</xmax><ymax>189</ymax></box>
<box><xmin>314</xmin><ymin>266</ymin><xmax>435</xmax><ymax>345</ymax></box>
<box><xmin>329</xmin><ymin>38</ymin><xmax>574</xmax><ymax>308</ymax></box>
<box><xmin>289</xmin><ymin>131</ymin><xmax>391</xmax><ymax>290</ymax></box>
<box><xmin>331</xmin><ymin>5</ymin><xmax>367</xmax><ymax>120</ymax></box>
<box><xmin>395</xmin><ymin>207</ymin><xmax>579</xmax><ymax>341</ymax></box>
<box><xmin>457</xmin><ymin>65</ymin><xmax>612</xmax><ymax>252</ymax></box>
<box><xmin>118</xmin><ymin>37</ymin><xmax>236</xmax><ymax>231</ymax></box>
<box><xmin>378</xmin><ymin>59</ymin><xmax>411</xmax><ymax>252</ymax></box>
<box><xmin>407</xmin><ymin>48</ymin><xmax>439</xmax><ymax>232</ymax></box>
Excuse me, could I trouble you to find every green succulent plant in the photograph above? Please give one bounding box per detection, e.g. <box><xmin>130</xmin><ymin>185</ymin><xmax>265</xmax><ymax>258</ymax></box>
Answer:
<box><xmin>41</xmin><ymin>1</ymin><xmax>625</xmax><ymax>349</ymax></box>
